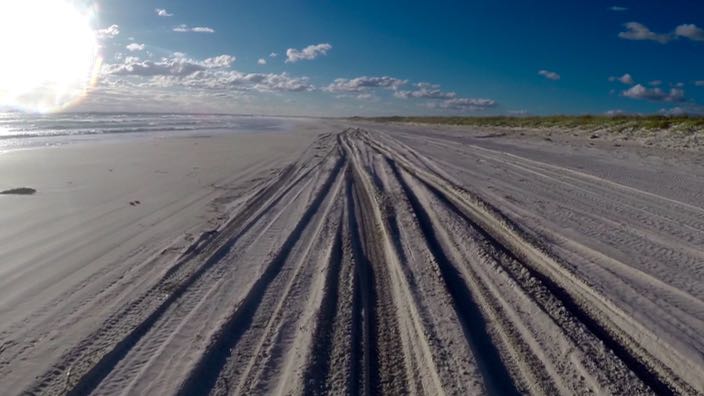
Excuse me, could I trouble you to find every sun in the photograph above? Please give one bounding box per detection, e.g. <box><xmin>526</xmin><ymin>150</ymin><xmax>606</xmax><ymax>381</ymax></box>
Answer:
<box><xmin>0</xmin><ymin>0</ymin><xmax>100</xmax><ymax>113</ymax></box>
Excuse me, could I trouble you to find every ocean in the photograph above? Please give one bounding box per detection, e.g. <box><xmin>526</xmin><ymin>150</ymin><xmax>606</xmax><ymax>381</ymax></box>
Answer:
<box><xmin>0</xmin><ymin>112</ymin><xmax>293</xmax><ymax>151</ymax></box>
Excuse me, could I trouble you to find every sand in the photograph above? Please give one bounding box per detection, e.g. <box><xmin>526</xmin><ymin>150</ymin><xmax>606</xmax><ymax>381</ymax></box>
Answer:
<box><xmin>1</xmin><ymin>120</ymin><xmax>703</xmax><ymax>395</ymax></box>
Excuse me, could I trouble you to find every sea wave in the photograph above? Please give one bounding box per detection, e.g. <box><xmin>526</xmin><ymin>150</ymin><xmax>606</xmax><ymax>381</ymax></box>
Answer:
<box><xmin>0</xmin><ymin>113</ymin><xmax>291</xmax><ymax>149</ymax></box>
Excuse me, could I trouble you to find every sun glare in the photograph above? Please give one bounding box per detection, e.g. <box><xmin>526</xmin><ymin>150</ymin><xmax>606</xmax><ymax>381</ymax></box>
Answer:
<box><xmin>0</xmin><ymin>0</ymin><xmax>100</xmax><ymax>113</ymax></box>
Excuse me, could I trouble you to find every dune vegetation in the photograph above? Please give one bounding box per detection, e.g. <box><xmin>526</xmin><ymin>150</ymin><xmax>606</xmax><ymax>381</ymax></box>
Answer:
<box><xmin>359</xmin><ymin>115</ymin><xmax>704</xmax><ymax>133</ymax></box>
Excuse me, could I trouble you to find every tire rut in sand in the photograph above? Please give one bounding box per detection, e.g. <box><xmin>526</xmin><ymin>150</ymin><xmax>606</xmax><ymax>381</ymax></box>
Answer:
<box><xmin>388</xmin><ymin>159</ymin><xmax>521</xmax><ymax>396</ymax></box>
<box><xmin>359</xmin><ymin>127</ymin><xmax>687</xmax><ymax>395</ymax></box>
<box><xmin>26</xmin><ymin>135</ymin><xmax>336</xmax><ymax>396</ymax></box>
<box><xmin>176</xmin><ymin>152</ymin><xmax>346</xmax><ymax>395</ymax></box>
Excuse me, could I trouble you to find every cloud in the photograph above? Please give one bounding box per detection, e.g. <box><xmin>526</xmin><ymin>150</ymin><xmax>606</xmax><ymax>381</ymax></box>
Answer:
<box><xmin>355</xmin><ymin>93</ymin><xmax>375</xmax><ymax>100</ymax></box>
<box><xmin>622</xmin><ymin>84</ymin><xmax>685</xmax><ymax>102</ymax></box>
<box><xmin>606</xmin><ymin>109</ymin><xmax>625</xmax><ymax>116</ymax></box>
<box><xmin>394</xmin><ymin>82</ymin><xmax>456</xmax><ymax>99</ymax></box>
<box><xmin>104</xmin><ymin>54</ymin><xmax>235</xmax><ymax>77</ymax></box>
<box><xmin>126</xmin><ymin>43</ymin><xmax>145</xmax><ymax>52</ymax></box>
<box><xmin>538</xmin><ymin>70</ymin><xmax>560</xmax><ymax>80</ymax></box>
<box><xmin>96</xmin><ymin>24</ymin><xmax>120</xmax><ymax>40</ymax></box>
<box><xmin>694</xmin><ymin>81</ymin><xmax>704</xmax><ymax>87</ymax></box>
<box><xmin>609</xmin><ymin>73</ymin><xmax>634</xmax><ymax>85</ymax></box>
<box><xmin>334</xmin><ymin>92</ymin><xmax>379</xmax><ymax>101</ymax></box>
<box><xmin>649</xmin><ymin>80</ymin><xmax>662</xmax><ymax>86</ymax></box>
<box><xmin>609</xmin><ymin>6</ymin><xmax>628</xmax><ymax>11</ymax></box>
<box><xmin>285</xmin><ymin>43</ymin><xmax>332</xmax><ymax>63</ymax></box>
<box><xmin>325</xmin><ymin>76</ymin><xmax>407</xmax><ymax>92</ymax></box>
<box><xmin>173</xmin><ymin>24</ymin><xmax>215</xmax><ymax>33</ymax></box>
<box><xmin>155</xmin><ymin>8</ymin><xmax>173</xmax><ymax>17</ymax></box>
<box><xmin>675</xmin><ymin>24</ymin><xmax>704</xmax><ymax>42</ymax></box>
<box><xmin>179</xmin><ymin>71</ymin><xmax>313</xmax><ymax>92</ymax></box>
<box><xmin>430</xmin><ymin>97</ymin><xmax>497</xmax><ymax>111</ymax></box>
<box><xmin>202</xmin><ymin>54</ymin><xmax>236</xmax><ymax>68</ymax></box>
<box><xmin>618</xmin><ymin>22</ymin><xmax>671</xmax><ymax>43</ymax></box>
<box><xmin>102</xmin><ymin>54</ymin><xmax>311</xmax><ymax>93</ymax></box>
<box><xmin>658</xmin><ymin>107</ymin><xmax>686</xmax><ymax>116</ymax></box>
<box><xmin>257</xmin><ymin>58</ymin><xmax>267</xmax><ymax>65</ymax></box>
<box><xmin>269</xmin><ymin>52</ymin><xmax>278</xmax><ymax>58</ymax></box>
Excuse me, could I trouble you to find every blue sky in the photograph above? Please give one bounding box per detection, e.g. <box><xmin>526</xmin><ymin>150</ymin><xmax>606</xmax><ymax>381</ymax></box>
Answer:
<box><xmin>77</xmin><ymin>0</ymin><xmax>704</xmax><ymax>115</ymax></box>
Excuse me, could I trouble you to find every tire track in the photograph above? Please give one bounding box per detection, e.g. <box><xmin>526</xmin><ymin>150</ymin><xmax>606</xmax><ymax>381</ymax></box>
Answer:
<box><xmin>389</xmin><ymin>159</ymin><xmax>521</xmax><ymax>396</ymax></box>
<box><xmin>175</xmin><ymin>150</ymin><xmax>346</xmax><ymax>395</ymax></box>
<box><xmin>23</xmin><ymin>135</ymin><xmax>337</xmax><ymax>396</ymax></box>
<box><xmin>358</xmin><ymin>127</ymin><xmax>693</xmax><ymax>394</ymax></box>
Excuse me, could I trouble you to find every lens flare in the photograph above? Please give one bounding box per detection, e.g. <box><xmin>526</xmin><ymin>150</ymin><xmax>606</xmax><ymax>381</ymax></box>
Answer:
<box><xmin>0</xmin><ymin>0</ymin><xmax>100</xmax><ymax>113</ymax></box>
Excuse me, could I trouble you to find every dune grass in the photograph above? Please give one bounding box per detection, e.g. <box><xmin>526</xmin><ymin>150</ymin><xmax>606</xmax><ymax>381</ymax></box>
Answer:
<box><xmin>357</xmin><ymin>115</ymin><xmax>704</xmax><ymax>132</ymax></box>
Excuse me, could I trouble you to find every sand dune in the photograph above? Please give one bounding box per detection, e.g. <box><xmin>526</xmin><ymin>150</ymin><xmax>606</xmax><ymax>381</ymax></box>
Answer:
<box><xmin>1</xmin><ymin>123</ymin><xmax>703</xmax><ymax>395</ymax></box>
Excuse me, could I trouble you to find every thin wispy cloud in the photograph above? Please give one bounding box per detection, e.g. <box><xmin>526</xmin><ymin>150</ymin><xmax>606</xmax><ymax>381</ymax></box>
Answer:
<box><xmin>173</xmin><ymin>24</ymin><xmax>215</xmax><ymax>33</ymax></box>
<box><xmin>609</xmin><ymin>73</ymin><xmax>634</xmax><ymax>85</ymax></box>
<box><xmin>694</xmin><ymin>81</ymin><xmax>704</xmax><ymax>87</ymax></box>
<box><xmin>622</xmin><ymin>84</ymin><xmax>685</xmax><ymax>102</ymax></box>
<box><xmin>285</xmin><ymin>43</ymin><xmax>332</xmax><ymax>63</ymax></box>
<box><xmin>96</xmin><ymin>24</ymin><xmax>120</xmax><ymax>39</ymax></box>
<box><xmin>609</xmin><ymin>6</ymin><xmax>628</xmax><ymax>11</ymax></box>
<box><xmin>126</xmin><ymin>43</ymin><xmax>145</xmax><ymax>52</ymax></box>
<box><xmin>269</xmin><ymin>52</ymin><xmax>278</xmax><ymax>58</ymax></box>
<box><xmin>155</xmin><ymin>8</ymin><xmax>173</xmax><ymax>17</ymax></box>
<box><xmin>428</xmin><ymin>97</ymin><xmax>497</xmax><ymax>111</ymax></box>
<box><xmin>659</xmin><ymin>107</ymin><xmax>686</xmax><ymax>116</ymax></box>
<box><xmin>538</xmin><ymin>70</ymin><xmax>560</xmax><ymax>80</ymax></box>
<box><xmin>394</xmin><ymin>83</ymin><xmax>456</xmax><ymax>99</ymax></box>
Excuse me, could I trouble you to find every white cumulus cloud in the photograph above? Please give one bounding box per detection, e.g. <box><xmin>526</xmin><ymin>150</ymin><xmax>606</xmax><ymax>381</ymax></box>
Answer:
<box><xmin>155</xmin><ymin>8</ymin><xmax>173</xmax><ymax>17</ymax></box>
<box><xmin>102</xmin><ymin>54</ymin><xmax>312</xmax><ymax>93</ymax></box>
<box><xmin>618</xmin><ymin>22</ymin><xmax>671</xmax><ymax>43</ymax></box>
<box><xmin>257</xmin><ymin>58</ymin><xmax>267</xmax><ymax>65</ymax></box>
<box><xmin>675</xmin><ymin>24</ymin><xmax>704</xmax><ymax>42</ymax></box>
<box><xmin>202</xmin><ymin>54</ymin><xmax>236</xmax><ymax>68</ymax></box>
<box><xmin>96</xmin><ymin>24</ymin><xmax>120</xmax><ymax>40</ymax></box>
<box><xmin>622</xmin><ymin>84</ymin><xmax>685</xmax><ymax>102</ymax></box>
<box><xmin>285</xmin><ymin>43</ymin><xmax>332</xmax><ymax>63</ymax></box>
<box><xmin>126</xmin><ymin>43</ymin><xmax>145</xmax><ymax>52</ymax></box>
<box><xmin>325</xmin><ymin>76</ymin><xmax>406</xmax><ymax>92</ymax></box>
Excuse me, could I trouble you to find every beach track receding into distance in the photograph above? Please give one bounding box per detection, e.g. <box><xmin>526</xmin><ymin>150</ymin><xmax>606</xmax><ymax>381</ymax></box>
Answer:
<box><xmin>4</xmin><ymin>127</ymin><xmax>704</xmax><ymax>395</ymax></box>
